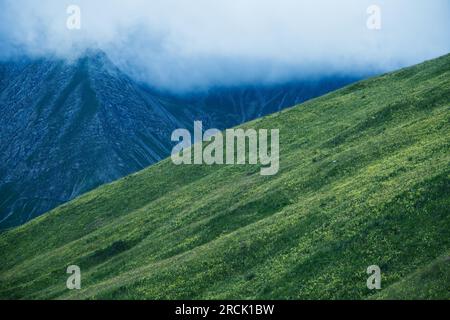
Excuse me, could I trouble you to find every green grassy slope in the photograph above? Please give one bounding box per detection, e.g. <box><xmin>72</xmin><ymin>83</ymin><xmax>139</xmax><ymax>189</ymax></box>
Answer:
<box><xmin>0</xmin><ymin>54</ymin><xmax>449</xmax><ymax>300</ymax></box>
<box><xmin>371</xmin><ymin>252</ymin><xmax>450</xmax><ymax>300</ymax></box>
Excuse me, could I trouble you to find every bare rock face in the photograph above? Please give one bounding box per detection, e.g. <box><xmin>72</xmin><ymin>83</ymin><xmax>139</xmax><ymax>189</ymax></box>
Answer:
<box><xmin>0</xmin><ymin>51</ymin><xmax>356</xmax><ymax>229</ymax></box>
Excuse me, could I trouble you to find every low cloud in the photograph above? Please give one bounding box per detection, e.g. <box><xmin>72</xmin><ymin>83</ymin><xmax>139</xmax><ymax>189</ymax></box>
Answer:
<box><xmin>1</xmin><ymin>0</ymin><xmax>449</xmax><ymax>92</ymax></box>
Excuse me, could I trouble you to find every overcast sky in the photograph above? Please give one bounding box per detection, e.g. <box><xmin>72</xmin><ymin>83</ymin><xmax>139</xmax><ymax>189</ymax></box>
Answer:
<box><xmin>1</xmin><ymin>0</ymin><xmax>449</xmax><ymax>92</ymax></box>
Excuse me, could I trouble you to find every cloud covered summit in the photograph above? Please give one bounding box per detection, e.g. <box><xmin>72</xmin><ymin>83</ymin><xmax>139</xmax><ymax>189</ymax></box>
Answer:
<box><xmin>1</xmin><ymin>0</ymin><xmax>449</xmax><ymax>92</ymax></box>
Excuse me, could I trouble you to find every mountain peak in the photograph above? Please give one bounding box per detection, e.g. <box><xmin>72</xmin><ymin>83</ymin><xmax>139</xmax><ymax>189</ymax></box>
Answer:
<box><xmin>71</xmin><ymin>48</ymin><xmax>122</xmax><ymax>79</ymax></box>
<box><xmin>82</xmin><ymin>48</ymin><xmax>109</xmax><ymax>63</ymax></box>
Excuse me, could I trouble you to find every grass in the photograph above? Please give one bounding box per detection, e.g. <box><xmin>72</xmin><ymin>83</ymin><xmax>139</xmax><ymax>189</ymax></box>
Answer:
<box><xmin>0</xmin><ymin>54</ymin><xmax>449</xmax><ymax>299</ymax></box>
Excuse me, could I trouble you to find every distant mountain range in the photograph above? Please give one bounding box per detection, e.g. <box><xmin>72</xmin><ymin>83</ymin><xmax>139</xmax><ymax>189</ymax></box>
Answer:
<box><xmin>0</xmin><ymin>51</ymin><xmax>357</xmax><ymax>229</ymax></box>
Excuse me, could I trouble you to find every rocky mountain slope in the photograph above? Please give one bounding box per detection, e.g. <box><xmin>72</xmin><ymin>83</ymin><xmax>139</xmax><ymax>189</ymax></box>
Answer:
<box><xmin>0</xmin><ymin>52</ymin><xmax>194</xmax><ymax>228</ymax></box>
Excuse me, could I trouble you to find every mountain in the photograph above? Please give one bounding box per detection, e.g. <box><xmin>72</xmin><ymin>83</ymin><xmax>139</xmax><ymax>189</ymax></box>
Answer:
<box><xmin>0</xmin><ymin>51</ymin><xmax>355</xmax><ymax>229</ymax></box>
<box><xmin>0</xmin><ymin>53</ymin><xmax>448</xmax><ymax>299</ymax></box>
<box><xmin>0</xmin><ymin>52</ymin><xmax>194</xmax><ymax>229</ymax></box>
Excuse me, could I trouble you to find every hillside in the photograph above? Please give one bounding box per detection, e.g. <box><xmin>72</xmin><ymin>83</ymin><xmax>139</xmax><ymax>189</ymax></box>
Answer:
<box><xmin>0</xmin><ymin>51</ymin><xmax>353</xmax><ymax>229</ymax></box>
<box><xmin>0</xmin><ymin>54</ymin><xmax>449</xmax><ymax>299</ymax></box>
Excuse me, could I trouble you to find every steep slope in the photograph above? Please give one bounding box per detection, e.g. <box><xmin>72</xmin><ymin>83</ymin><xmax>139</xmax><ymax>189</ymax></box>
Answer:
<box><xmin>0</xmin><ymin>54</ymin><xmax>449</xmax><ymax>299</ymax></box>
<box><xmin>370</xmin><ymin>253</ymin><xmax>450</xmax><ymax>300</ymax></box>
<box><xmin>0</xmin><ymin>53</ymin><xmax>355</xmax><ymax>229</ymax></box>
